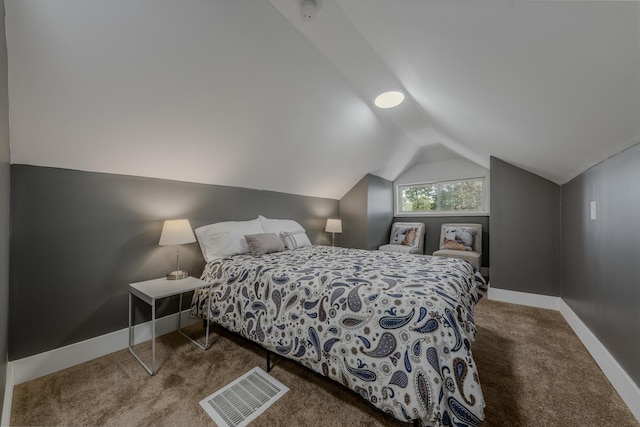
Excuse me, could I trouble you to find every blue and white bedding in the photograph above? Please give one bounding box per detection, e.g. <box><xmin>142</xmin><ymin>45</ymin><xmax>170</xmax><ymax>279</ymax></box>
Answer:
<box><xmin>191</xmin><ymin>245</ymin><xmax>487</xmax><ymax>426</ymax></box>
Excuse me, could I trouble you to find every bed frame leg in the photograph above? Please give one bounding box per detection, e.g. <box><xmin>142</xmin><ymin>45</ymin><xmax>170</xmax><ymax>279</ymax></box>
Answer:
<box><xmin>266</xmin><ymin>351</ymin><xmax>272</xmax><ymax>373</ymax></box>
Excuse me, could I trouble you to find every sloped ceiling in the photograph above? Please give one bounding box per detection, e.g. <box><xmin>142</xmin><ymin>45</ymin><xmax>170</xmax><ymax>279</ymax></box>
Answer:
<box><xmin>5</xmin><ymin>0</ymin><xmax>640</xmax><ymax>199</ymax></box>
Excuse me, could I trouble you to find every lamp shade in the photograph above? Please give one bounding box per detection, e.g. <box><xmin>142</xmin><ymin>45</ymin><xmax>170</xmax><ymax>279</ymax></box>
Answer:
<box><xmin>159</xmin><ymin>219</ymin><xmax>196</xmax><ymax>246</ymax></box>
<box><xmin>325</xmin><ymin>219</ymin><xmax>342</xmax><ymax>233</ymax></box>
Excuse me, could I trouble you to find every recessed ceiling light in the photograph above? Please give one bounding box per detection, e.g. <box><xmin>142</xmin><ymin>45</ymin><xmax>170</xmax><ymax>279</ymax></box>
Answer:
<box><xmin>374</xmin><ymin>91</ymin><xmax>405</xmax><ymax>109</ymax></box>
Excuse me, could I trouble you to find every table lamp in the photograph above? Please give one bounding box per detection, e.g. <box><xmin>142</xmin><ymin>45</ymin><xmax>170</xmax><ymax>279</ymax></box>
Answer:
<box><xmin>325</xmin><ymin>218</ymin><xmax>342</xmax><ymax>246</ymax></box>
<box><xmin>159</xmin><ymin>219</ymin><xmax>196</xmax><ymax>280</ymax></box>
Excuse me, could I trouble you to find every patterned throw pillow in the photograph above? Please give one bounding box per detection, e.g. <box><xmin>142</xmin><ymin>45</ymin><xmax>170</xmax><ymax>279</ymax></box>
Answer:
<box><xmin>401</xmin><ymin>229</ymin><xmax>417</xmax><ymax>246</ymax></box>
<box><xmin>280</xmin><ymin>230</ymin><xmax>312</xmax><ymax>250</ymax></box>
<box><xmin>391</xmin><ymin>226</ymin><xmax>419</xmax><ymax>247</ymax></box>
<box><xmin>244</xmin><ymin>233</ymin><xmax>284</xmax><ymax>256</ymax></box>
<box><xmin>441</xmin><ymin>227</ymin><xmax>476</xmax><ymax>251</ymax></box>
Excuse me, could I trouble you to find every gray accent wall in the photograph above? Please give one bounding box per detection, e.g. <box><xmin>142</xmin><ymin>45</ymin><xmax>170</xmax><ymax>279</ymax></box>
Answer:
<box><xmin>490</xmin><ymin>157</ymin><xmax>561</xmax><ymax>295</ymax></box>
<box><xmin>339</xmin><ymin>175</ymin><xmax>368</xmax><ymax>249</ymax></box>
<box><xmin>339</xmin><ymin>174</ymin><xmax>393</xmax><ymax>250</ymax></box>
<box><xmin>10</xmin><ymin>165</ymin><xmax>339</xmax><ymax>359</ymax></box>
<box><xmin>0</xmin><ymin>0</ymin><xmax>10</xmax><ymax>415</ymax></box>
<box><xmin>393</xmin><ymin>217</ymin><xmax>489</xmax><ymax>266</ymax></box>
<box><xmin>366</xmin><ymin>175</ymin><xmax>394</xmax><ymax>250</ymax></box>
<box><xmin>561</xmin><ymin>143</ymin><xmax>640</xmax><ymax>388</ymax></box>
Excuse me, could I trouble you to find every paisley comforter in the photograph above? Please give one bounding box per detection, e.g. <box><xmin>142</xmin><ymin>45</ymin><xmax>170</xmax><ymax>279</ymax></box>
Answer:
<box><xmin>191</xmin><ymin>246</ymin><xmax>487</xmax><ymax>426</ymax></box>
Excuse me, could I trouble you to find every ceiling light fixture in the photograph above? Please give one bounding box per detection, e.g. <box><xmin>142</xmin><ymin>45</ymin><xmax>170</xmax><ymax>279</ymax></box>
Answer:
<box><xmin>374</xmin><ymin>91</ymin><xmax>405</xmax><ymax>109</ymax></box>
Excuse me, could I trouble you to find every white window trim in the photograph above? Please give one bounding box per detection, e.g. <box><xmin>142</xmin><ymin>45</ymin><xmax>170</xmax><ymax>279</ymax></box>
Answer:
<box><xmin>395</xmin><ymin>177</ymin><xmax>490</xmax><ymax>217</ymax></box>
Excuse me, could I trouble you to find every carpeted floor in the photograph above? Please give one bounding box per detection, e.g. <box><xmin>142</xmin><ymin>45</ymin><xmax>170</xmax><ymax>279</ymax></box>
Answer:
<box><xmin>10</xmin><ymin>298</ymin><xmax>639</xmax><ymax>426</ymax></box>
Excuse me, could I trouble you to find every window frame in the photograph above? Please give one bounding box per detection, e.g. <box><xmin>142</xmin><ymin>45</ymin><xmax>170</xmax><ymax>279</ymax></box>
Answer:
<box><xmin>395</xmin><ymin>177</ymin><xmax>489</xmax><ymax>217</ymax></box>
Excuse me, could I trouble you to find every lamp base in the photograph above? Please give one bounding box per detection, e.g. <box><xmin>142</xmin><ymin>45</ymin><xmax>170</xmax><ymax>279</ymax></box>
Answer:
<box><xmin>167</xmin><ymin>270</ymin><xmax>189</xmax><ymax>280</ymax></box>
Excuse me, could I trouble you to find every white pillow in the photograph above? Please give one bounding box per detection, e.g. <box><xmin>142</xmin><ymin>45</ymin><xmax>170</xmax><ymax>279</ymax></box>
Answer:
<box><xmin>280</xmin><ymin>230</ymin><xmax>312</xmax><ymax>250</ymax></box>
<box><xmin>195</xmin><ymin>218</ymin><xmax>264</xmax><ymax>262</ymax></box>
<box><xmin>258</xmin><ymin>215</ymin><xmax>305</xmax><ymax>234</ymax></box>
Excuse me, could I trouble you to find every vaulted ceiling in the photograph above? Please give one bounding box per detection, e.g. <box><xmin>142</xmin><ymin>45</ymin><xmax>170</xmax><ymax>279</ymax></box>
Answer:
<box><xmin>5</xmin><ymin>0</ymin><xmax>639</xmax><ymax>199</ymax></box>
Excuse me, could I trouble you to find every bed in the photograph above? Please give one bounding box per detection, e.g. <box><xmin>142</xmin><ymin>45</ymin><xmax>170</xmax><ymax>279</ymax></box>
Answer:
<box><xmin>190</xmin><ymin>218</ymin><xmax>487</xmax><ymax>426</ymax></box>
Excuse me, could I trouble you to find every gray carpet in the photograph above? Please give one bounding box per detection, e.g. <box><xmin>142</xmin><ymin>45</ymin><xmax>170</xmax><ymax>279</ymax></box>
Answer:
<box><xmin>10</xmin><ymin>298</ymin><xmax>639</xmax><ymax>426</ymax></box>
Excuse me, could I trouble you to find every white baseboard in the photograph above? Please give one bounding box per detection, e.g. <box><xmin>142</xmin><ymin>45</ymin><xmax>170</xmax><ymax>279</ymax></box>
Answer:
<box><xmin>13</xmin><ymin>310</ymin><xmax>199</xmax><ymax>385</ymax></box>
<box><xmin>488</xmin><ymin>286</ymin><xmax>560</xmax><ymax>310</ymax></box>
<box><xmin>488</xmin><ymin>287</ymin><xmax>639</xmax><ymax>424</ymax></box>
<box><xmin>1</xmin><ymin>361</ymin><xmax>13</xmax><ymax>427</ymax></box>
<box><xmin>559</xmin><ymin>299</ymin><xmax>640</xmax><ymax>423</ymax></box>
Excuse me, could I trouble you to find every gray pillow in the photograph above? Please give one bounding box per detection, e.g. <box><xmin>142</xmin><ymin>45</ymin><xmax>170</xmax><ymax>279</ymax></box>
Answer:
<box><xmin>244</xmin><ymin>233</ymin><xmax>284</xmax><ymax>256</ymax></box>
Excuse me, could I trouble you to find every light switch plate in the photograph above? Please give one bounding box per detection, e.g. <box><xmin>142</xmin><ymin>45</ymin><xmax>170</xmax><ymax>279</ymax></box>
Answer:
<box><xmin>590</xmin><ymin>201</ymin><xmax>597</xmax><ymax>220</ymax></box>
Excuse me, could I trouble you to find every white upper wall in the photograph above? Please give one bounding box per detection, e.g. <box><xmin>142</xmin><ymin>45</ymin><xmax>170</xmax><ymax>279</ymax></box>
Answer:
<box><xmin>394</xmin><ymin>151</ymin><xmax>490</xmax><ymax>215</ymax></box>
<box><xmin>4</xmin><ymin>1</ymin><xmax>640</xmax><ymax>199</ymax></box>
<box><xmin>5</xmin><ymin>0</ymin><xmax>416</xmax><ymax>199</ymax></box>
<box><xmin>395</xmin><ymin>158</ymin><xmax>489</xmax><ymax>187</ymax></box>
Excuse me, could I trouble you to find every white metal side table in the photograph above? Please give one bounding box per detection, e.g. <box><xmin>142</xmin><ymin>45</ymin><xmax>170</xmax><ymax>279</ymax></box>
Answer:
<box><xmin>128</xmin><ymin>276</ymin><xmax>212</xmax><ymax>375</ymax></box>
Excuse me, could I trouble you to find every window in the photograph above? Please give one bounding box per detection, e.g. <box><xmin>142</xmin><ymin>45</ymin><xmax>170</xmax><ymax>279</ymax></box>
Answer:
<box><xmin>396</xmin><ymin>177</ymin><xmax>487</xmax><ymax>215</ymax></box>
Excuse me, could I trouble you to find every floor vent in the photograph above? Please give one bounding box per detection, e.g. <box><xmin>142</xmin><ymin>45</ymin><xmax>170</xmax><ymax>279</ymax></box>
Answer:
<box><xmin>199</xmin><ymin>367</ymin><xmax>289</xmax><ymax>427</ymax></box>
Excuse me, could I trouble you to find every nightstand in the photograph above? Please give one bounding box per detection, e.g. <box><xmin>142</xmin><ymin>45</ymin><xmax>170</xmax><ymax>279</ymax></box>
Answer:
<box><xmin>128</xmin><ymin>276</ymin><xmax>212</xmax><ymax>375</ymax></box>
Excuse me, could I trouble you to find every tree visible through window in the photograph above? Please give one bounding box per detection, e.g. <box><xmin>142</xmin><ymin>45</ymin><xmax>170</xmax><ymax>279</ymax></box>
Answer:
<box><xmin>398</xmin><ymin>178</ymin><xmax>485</xmax><ymax>214</ymax></box>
